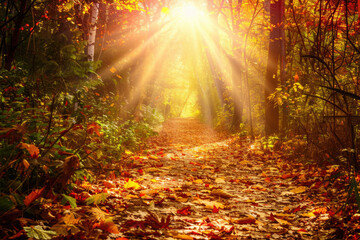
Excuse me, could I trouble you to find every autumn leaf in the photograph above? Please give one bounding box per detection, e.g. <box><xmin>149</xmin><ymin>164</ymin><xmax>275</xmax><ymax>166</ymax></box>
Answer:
<box><xmin>291</xmin><ymin>186</ymin><xmax>307</xmax><ymax>194</ymax></box>
<box><xmin>177</xmin><ymin>206</ymin><xmax>191</xmax><ymax>216</ymax></box>
<box><xmin>232</xmin><ymin>216</ymin><xmax>256</xmax><ymax>224</ymax></box>
<box><xmin>24</xmin><ymin>187</ymin><xmax>45</xmax><ymax>206</ymax></box>
<box><xmin>275</xmin><ymin>217</ymin><xmax>292</xmax><ymax>225</ymax></box>
<box><xmin>61</xmin><ymin>194</ymin><xmax>77</xmax><ymax>208</ymax></box>
<box><xmin>124</xmin><ymin>179</ymin><xmax>141</xmax><ymax>190</ymax></box>
<box><xmin>211</xmin><ymin>189</ymin><xmax>234</xmax><ymax>198</ymax></box>
<box><xmin>95</xmin><ymin>218</ymin><xmax>120</xmax><ymax>234</ymax></box>
<box><xmin>86</xmin><ymin>122</ymin><xmax>101</xmax><ymax>137</ymax></box>
<box><xmin>85</xmin><ymin>193</ymin><xmax>108</xmax><ymax>205</ymax></box>
<box><xmin>19</xmin><ymin>143</ymin><xmax>39</xmax><ymax>158</ymax></box>
<box><xmin>103</xmin><ymin>181</ymin><xmax>116</xmax><ymax>188</ymax></box>
<box><xmin>212</xmin><ymin>205</ymin><xmax>219</xmax><ymax>213</ymax></box>
<box><xmin>110</xmin><ymin>66</ymin><xmax>117</xmax><ymax>73</ymax></box>
<box><xmin>24</xmin><ymin>225</ymin><xmax>58</xmax><ymax>239</ymax></box>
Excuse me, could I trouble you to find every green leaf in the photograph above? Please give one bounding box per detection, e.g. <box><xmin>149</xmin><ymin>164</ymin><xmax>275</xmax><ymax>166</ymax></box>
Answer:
<box><xmin>0</xmin><ymin>196</ymin><xmax>14</xmax><ymax>214</ymax></box>
<box><xmin>61</xmin><ymin>194</ymin><xmax>77</xmax><ymax>208</ymax></box>
<box><xmin>85</xmin><ymin>193</ymin><xmax>108</xmax><ymax>205</ymax></box>
<box><xmin>24</xmin><ymin>225</ymin><xmax>58</xmax><ymax>239</ymax></box>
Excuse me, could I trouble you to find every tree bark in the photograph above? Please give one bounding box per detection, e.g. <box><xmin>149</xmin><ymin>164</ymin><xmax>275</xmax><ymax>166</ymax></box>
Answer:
<box><xmin>87</xmin><ymin>3</ymin><xmax>99</xmax><ymax>62</ymax></box>
<box><xmin>4</xmin><ymin>0</ymin><xmax>27</xmax><ymax>70</ymax></box>
<box><xmin>265</xmin><ymin>0</ymin><xmax>282</xmax><ymax>135</ymax></box>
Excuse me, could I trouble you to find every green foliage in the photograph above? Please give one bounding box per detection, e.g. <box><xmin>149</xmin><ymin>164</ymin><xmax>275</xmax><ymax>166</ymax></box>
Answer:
<box><xmin>61</xmin><ymin>194</ymin><xmax>77</xmax><ymax>208</ymax></box>
<box><xmin>141</xmin><ymin>105</ymin><xmax>164</xmax><ymax>130</ymax></box>
<box><xmin>260</xmin><ymin>136</ymin><xmax>279</xmax><ymax>151</ymax></box>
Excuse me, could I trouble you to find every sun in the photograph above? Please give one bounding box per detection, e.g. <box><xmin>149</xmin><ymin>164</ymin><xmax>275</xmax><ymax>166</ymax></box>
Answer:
<box><xmin>179</xmin><ymin>3</ymin><xmax>202</xmax><ymax>20</ymax></box>
<box><xmin>172</xmin><ymin>2</ymin><xmax>204</xmax><ymax>23</ymax></box>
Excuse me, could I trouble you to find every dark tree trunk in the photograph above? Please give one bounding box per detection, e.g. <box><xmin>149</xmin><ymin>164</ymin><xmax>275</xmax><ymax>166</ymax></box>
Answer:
<box><xmin>265</xmin><ymin>0</ymin><xmax>282</xmax><ymax>135</ymax></box>
<box><xmin>4</xmin><ymin>0</ymin><xmax>27</xmax><ymax>70</ymax></box>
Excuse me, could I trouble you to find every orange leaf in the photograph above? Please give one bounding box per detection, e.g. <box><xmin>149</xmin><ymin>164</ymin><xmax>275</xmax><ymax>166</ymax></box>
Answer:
<box><xmin>24</xmin><ymin>186</ymin><xmax>45</xmax><ymax>206</ymax></box>
<box><xmin>103</xmin><ymin>181</ymin><xmax>116</xmax><ymax>188</ymax></box>
<box><xmin>97</xmin><ymin>219</ymin><xmax>120</xmax><ymax>234</ymax></box>
<box><xmin>294</xmin><ymin>73</ymin><xmax>299</xmax><ymax>82</ymax></box>
<box><xmin>19</xmin><ymin>143</ymin><xmax>39</xmax><ymax>158</ymax></box>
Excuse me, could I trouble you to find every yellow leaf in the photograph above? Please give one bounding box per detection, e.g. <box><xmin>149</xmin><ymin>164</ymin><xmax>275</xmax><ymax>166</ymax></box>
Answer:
<box><xmin>62</xmin><ymin>213</ymin><xmax>80</xmax><ymax>225</ymax></box>
<box><xmin>291</xmin><ymin>186</ymin><xmax>307</xmax><ymax>194</ymax></box>
<box><xmin>302</xmin><ymin>212</ymin><xmax>316</xmax><ymax>217</ymax></box>
<box><xmin>124</xmin><ymin>179</ymin><xmax>140</xmax><ymax>190</ymax></box>
<box><xmin>173</xmin><ymin>234</ymin><xmax>193</xmax><ymax>240</ymax></box>
<box><xmin>124</xmin><ymin>194</ymin><xmax>139</xmax><ymax>199</ymax></box>
<box><xmin>194</xmin><ymin>179</ymin><xmax>203</xmax><ymax>184</ymax></box>
<box><xmin>215</xmin><ymin>178</ymin><xmax>225</xmax><ymax>183</ymax></box>
<box><xmin>23</xmin><ymin>159</ymin><xmax>30</xmax><ymax>170</ymax></box>
<box><xmin>110</xmin><ymin>67</ymin><xmax>117</xmax><ymax>73</ymax></box>
<box><xmin>149</xmin><ymin>155</ymin><xmax>159</xmax><ymax>160</ymax></box>
<box><xmin>151</xmin><ymin>179</ymin><xmax>157</xmax><ymax>183</ymax></box>
<box><xmin>275</xmin><ymin>217</ymin><xmax>292</xmax><ymax>225</ymax></box>
<box><xmin>125</xmin><ymin>150</ymin><xmax>133</xmax><ymax>155</ymax></box>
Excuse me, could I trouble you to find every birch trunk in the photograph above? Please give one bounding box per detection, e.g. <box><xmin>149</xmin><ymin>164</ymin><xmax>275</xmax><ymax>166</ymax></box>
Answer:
<box><xmin>87</xmin><ymin>3</ymin><xmax>99</xmax><ymax>62</ymax></box>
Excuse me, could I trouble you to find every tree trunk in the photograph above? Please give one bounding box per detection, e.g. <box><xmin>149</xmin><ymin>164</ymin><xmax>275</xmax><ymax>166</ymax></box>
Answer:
<box><xmin>265</xmin><ymin>0</ymin><xmax>282</xmax><ymax>135</ymax></box>
<box><xmin>279</xmin><ymin>0</ymin><xmax>287</xmax><ymax>135</ymax></box>
<box><xmin>4</xmin><ymin>0</ymin><xmax>27</xmax><ymax>70</ymax></box>
<box><xmin>230</xmin><ymin>0</ymin><xmax>244</xmax><ymax>131</ymax></box>
<box><xmin>87</xmin><ymin>3</ymin><xmax>99</xmax><ymax>62</ymax></box>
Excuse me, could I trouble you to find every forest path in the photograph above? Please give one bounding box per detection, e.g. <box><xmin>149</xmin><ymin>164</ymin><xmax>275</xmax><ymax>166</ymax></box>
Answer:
<box><xmin>107</xmin><ymin>118</ymin><xmax>334</xmax><ymax>239</ymax></box>
<box><xmin>56</xmin><ymin>118</ymin><xmax>339</xmax><ymax>240</ymax></box>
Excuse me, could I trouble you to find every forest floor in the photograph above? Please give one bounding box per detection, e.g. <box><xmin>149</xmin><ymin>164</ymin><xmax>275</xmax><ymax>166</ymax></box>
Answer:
<box><xmin>5</xmin><ymin>118</ymin><xmax>357</xmax><ymax>240</ymax></box>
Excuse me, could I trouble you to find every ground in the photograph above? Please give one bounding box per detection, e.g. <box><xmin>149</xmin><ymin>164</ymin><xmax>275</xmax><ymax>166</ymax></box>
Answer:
<box><xmin>9</xmin><ymin>118</ymin><xmax>353</xmax><ymax>239</ymax></box>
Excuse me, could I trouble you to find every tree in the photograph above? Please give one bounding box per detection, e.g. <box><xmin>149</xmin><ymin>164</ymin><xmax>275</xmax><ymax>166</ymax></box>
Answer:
<box><xmin>264</xmin><ymin>0</ymin><xmax>283</xmax><ymax>135</ymax></box>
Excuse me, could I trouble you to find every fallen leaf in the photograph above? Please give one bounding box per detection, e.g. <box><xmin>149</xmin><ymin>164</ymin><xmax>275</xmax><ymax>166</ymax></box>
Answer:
<box><xmin>194</xmin><ymin>199</ymin><xmax>224</xmax><ymax>209</ymax></box>
<box><xmin>211</xmin><ymin>189</ymin><xmax>234</xmax><ymax>198</ymax></box>
<box><xmin>275</xmin><ymin>217</ymin><xmax>292</xmax><ymax>225</ymax></box>
<box><xmin>215</xmin><ymin>178</ymin><xmax>225</xmax><ymax>183</ymax></box>
<box><xmin>212</xmin><ymin>205</ymin><xmax>219</xmax><ymax>213</ymax></box>
<box><xmin>24</xmin><ymin>187</ymin><xmax>45</xmax><ymax>206</ymax></box>
<box><xmin>103</xmin><ymin>181</ymin><xmax>116</xmax><ymax>188</ymax></box>
<box><xmin>232</xmin><ymin>216</ymin><xmax>256</xmax><ymax>224</ymax></box>
<box><xmin>96</xmin><ymin>218</ymin><xmax>120</xmax><ymax>234</ymax></box>
<box><xmin>177</xmin><ymin>206</ymin><xmax>191</xmax><ymax>215</ymax></box>
<box><xmin>173</xmin><ymin>234</ymin><xmax>193</xmax><ymax>240</ymax></box>
<box><xmin>24</xmin><ymin>225</ymin><xmax>58</xmax><ymax>239</ymax></box>
<box><xmin>291</xmin><ymin>186</ymin><xmax>307</xmax><ymax>194</ymax></box>
<box><xmin>124</xmin><ymin>179</ymin><xmax>141</xmax><ymax>190</ymax></box>
<box><xmin>85</xmin><ymin>193</ymin><xmax>108</xmax><ymax>205</ymax></box>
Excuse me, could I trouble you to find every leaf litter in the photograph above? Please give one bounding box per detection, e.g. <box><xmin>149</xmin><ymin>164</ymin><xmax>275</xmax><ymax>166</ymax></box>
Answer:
<box><xmin>3</xmin><ymin>118</ymin><xmax>358</xmax><ymax>239</ymax></box>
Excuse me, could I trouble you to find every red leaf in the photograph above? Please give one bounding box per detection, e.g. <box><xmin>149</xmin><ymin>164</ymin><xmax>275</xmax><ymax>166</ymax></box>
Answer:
<box><xmin>177</xmin><ymin>206</ymin><xmax>191</xmax><ymax>216</ymax></box>
<box><xmin>87</xmin><ymin>122</ymin><xmax>101</xmax><ymax>137</ymax></box>
<box><xmin>212</xmin><ymin>205</ymin><xmax>219</xmax><ymax>213</ymax></box>
<box><xmin>234</xmin><ymin>217</ymin><xmax>256</xmax><ymax>224</ymax></box>
<box><xmin>24</xmin><ymin>186</ymin><xmax>45</xmax><ymax>206</ymax></box>
<box><xmin>267</xmin><ymin>213</ymin><xmax>276</xmax><ymax>222</ymax></box>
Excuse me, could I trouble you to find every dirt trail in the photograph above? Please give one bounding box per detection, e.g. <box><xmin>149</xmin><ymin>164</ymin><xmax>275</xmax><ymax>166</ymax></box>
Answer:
<box><xmin>46</xmin><ymin>118</ymin><xmax>338</xmax><ymax>239</ymax></box>
<box><xmin>110</xmin><ymin>118</ymin><xmax>335</xmax><ymax>239</ymax></box>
